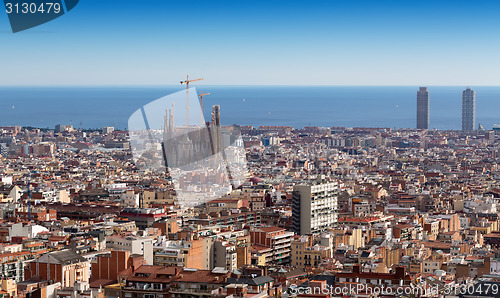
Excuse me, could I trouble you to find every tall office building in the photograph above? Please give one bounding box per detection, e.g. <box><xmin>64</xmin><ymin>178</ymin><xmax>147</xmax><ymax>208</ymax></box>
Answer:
<box><xmin>416</xmin><ymin>87</ymin><xmax>430</xmax><ymax>129</ymax></box>
<box><xmin>292</xmin><ymin>176</ymin><xmax>338</xmax><ymax>235</ymax></box>
<box><xmin>462</xmin><ymin>88</ymin><xmax>476</xmax><ymax>131</ymax></box>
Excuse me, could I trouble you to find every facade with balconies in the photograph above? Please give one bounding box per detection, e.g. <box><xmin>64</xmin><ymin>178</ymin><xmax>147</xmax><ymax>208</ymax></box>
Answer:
<box><xmin>120</xmin><ymin>265</ymin><xmax>230</xmax><ymax>298</ymax></box>
<box><xmin>292</xmin><ymin>177</ymin><xmax>338</xmax><ymax>235</ymax></box>
<box><xmin>250</xmin><ymin>227</ymin><xmax>293</xmax><ymax>265</ymax></box>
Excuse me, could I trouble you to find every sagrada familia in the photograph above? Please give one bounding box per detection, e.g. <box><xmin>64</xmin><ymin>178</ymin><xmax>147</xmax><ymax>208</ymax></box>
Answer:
<box><xmin>162</xmin><ymin>105</ymin><xmax>223</xmax><ymax>169</ymax></box>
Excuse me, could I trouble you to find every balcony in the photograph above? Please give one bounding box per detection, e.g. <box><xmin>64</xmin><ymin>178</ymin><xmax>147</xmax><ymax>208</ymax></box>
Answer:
<box><xmin>123</xmin><ymin>284</ymin><xmax>167</xmax><ymax>292</ymax></box>
<box><xmin>274</xmin><ymin>238</ymin><xmax>290</xmax><ymax>245</ymax></box>
<box><xmin>273</xmin><ymin>232</ymin><xmax>294</xmax><ymax>240</ymax></box>
<box><xmin>274</xmin><ymin>248</ymin><xmax>291</xmax><ymax>255</ymax></box>
<box><xmin>169</xmin><ymin>288</ymin><xmax>221</xmax><ymax>295</ymax></box>
<box><xmin>274</xmin><ymin>242</ymin><xmax>290</xmax><ymax>249</ymax></box>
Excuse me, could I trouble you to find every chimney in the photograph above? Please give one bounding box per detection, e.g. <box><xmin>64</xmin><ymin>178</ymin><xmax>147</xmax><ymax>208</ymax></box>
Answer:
<box><xmin>395</xmin><ymin>266</ymin><xmax>405</xmax><ymax>279</ymax></box>
<box><xmin>352</xmin><ymin>265</ymin><xmax>361</xmax><ymax>274</ymax></box>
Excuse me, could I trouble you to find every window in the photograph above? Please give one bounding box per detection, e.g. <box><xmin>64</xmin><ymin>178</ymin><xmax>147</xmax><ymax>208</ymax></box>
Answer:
<box><xmin>153</xmin><ymin>283</ymin><xmax>162</xmax><ymax>290</ymax></box>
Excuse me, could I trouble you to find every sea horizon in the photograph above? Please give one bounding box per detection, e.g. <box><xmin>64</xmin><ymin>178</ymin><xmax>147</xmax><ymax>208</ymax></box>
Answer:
<box><xmin>1</xmin><ymin>85</ymin><xmax>499</xmax><ymax>131</ymax></box>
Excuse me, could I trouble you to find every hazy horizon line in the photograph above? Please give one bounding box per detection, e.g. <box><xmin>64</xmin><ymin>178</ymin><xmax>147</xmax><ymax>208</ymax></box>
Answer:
<box><xmin>11</xmin><ymin>124</ymin><xmax>497</xmax><ymax>131</ymax></box>
<box><xmin>0</xmin><ymin>84</ymin><xmax>499</xmax><ymax>88</ymax></box>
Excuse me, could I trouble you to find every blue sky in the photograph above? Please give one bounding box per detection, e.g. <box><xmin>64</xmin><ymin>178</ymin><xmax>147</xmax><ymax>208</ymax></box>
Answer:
<box><xmin>1</xmin><ymin>0</ymin><xmax>500</xmax><ymax>86</ymax></box>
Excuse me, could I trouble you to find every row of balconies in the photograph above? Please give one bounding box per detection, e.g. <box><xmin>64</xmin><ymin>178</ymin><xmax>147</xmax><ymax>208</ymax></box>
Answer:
<box><xmin>124</xmin><ymin>283</ymin><xmax>167</xmax><ymax>291</ymax></box>
<box><xmin>274</xmin><ymin>248</ymin><xmax>291</xmax><ymax>255</ymax></box>
<box><xmin>154</xmin><ymin>250</ymin><xmax>184</xmax><ymax>256</ymax></box>
<box><xmin>169</xmin><ymin>288</ymin><xmax>218</xmax><ymax>294</ymax></box>
<box><xmin>273</xmin><ymin>238</ymin><xmax>292</xmax><ymax>248</ymax></box>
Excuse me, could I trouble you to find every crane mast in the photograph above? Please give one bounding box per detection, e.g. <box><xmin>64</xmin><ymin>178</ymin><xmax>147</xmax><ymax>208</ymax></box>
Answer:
<box><xmin>180</xmin><ymin>75</ymin><xmax>203</xmax><ymax>126</ymax></box>
<box><xmin>199</xmin><ymin>91</ymin><xmax>210</xmax><ymax>126</ymax></box>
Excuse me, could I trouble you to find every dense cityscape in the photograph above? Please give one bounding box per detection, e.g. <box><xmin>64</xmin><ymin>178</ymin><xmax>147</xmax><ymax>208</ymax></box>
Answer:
<box><xmin>0</xmin><ymin>87</ymin><xmax>499</xmax><ymax>298</ymax></box>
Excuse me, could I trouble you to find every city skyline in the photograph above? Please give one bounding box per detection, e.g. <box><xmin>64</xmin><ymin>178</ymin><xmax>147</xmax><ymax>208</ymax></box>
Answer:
<box><xmin>1</xmin><ymin>1</ymin><xmax>500</xmax><ymax>297</ymax></box>
<box><xmin>1</xmin><ymin>85</ymin><xmax>496</xmax><ymax>131</ymax></box>
<box><xmin>415</xmin><ymin>86</ymin><xmax>482</xmax><ymax>131</ymax></box>
<box><xmin>1</xmin><ymin>121</ymin><xmax>498</xmax><ymax>297</ymax></box>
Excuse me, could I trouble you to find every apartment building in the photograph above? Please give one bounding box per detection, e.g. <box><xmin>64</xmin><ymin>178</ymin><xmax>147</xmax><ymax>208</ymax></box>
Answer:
<box><xmin>105</xmin><ymin>235</ymin><xmax>154</xmax><ymax>265</ymax></box>
<box><xmin>250</xmin><ymin>226</ymin><xmax>293</xmax><ymax>265</ymax></box>
<box><xmin>24</xmin><ymin>249</ymin><xmax>90</xmax><ymax>288</ymax></box>
<box><xmin>292</xmin><ymin>177</ymin><xmax>338</xmax><ymax>235</ymax></box>
<box><xmin>153</xmin><ymin>237</ymin><xmax>204</xmax><ymax>269</ymax></box>
<box><xmin>291</xmin><ymin>235</ymin><xmax>332</xmax><ymax>270</ymax></box>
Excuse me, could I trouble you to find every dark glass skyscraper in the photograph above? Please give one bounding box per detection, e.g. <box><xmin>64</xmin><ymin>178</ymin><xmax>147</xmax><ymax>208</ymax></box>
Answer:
<box><xmin>462</xmin><ymin>88</ymin><xmax>476</xmax><ymax>131</ymax></box>
<box><xmin>416</xmin><ymin>87</ymin><xmax>430</xmax><ymax>129</ymax></box>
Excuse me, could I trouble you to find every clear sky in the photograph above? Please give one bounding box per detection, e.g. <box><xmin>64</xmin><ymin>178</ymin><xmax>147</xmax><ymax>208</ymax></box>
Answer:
<box><xmin>1</xmin><ymin>0</ymin><xmax>500</xmax><ymax>86</ymax></box>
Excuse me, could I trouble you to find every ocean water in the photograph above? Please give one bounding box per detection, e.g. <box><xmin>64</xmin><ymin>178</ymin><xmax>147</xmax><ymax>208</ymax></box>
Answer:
<box><xmin>0</xmin><ymin>86</ymin><xmax>498</xmax><ymax>130</ymax></box>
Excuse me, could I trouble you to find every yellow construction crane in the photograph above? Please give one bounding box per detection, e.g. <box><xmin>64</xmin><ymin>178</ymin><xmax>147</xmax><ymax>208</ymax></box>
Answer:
<box><xmin>180</xmin><ymin>75</ymin><xmax>203</xmax><ymax>126</ymax></box>
<box><xmin>199</xmin><ymin>91</ymin><xmax>210</xmax><ymax>125</ymax></box>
